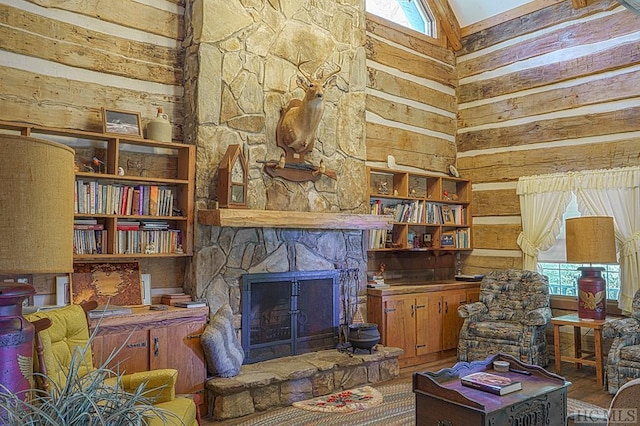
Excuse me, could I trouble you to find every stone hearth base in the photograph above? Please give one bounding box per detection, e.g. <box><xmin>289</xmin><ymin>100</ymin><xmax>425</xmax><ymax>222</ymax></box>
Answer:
<box><xmin>206</xmin><ymin>346</ymin><xmax>403</xmax><ymax>420</ymax></box>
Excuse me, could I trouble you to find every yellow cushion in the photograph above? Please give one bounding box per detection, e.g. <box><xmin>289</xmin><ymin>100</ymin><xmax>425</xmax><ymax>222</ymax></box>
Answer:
<box><xmin>25</xmin><ymin>305</ymin><xmax>94</xmax><ymax>388</ymax></box>
<box><xmin>148</xmin><ymin>398</ymin><xmax>198</xmax><ymax>426</ymax></box>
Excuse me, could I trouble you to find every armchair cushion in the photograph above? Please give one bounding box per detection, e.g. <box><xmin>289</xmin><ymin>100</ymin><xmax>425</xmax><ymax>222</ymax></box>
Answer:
<box><xmin>119</xmin><ymin>369</ymin><xmax>178</xmax><ymax>404</ymax></box>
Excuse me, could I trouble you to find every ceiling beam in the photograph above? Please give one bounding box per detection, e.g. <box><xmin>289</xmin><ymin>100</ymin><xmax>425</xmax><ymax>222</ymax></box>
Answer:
<box><xmin>428</xmin><ymin>0</ymin><xmax>462</xmax><ymax>50</ymax></box>
<box><xmin>572</xmin><ymin>0</ymin><xmax>588</xmax><ymax>7</ymax></box>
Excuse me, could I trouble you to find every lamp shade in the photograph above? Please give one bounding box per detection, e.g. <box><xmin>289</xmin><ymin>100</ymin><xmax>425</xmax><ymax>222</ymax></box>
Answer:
<box><xmin>0</xmin><ymin>134</ymin><xmax>75</xmax><ymax>273</ymax></box>
<box><xmin>565</xmin><ymin>216</ymin><xmax>617</xmax><ymax>264</ymax></box>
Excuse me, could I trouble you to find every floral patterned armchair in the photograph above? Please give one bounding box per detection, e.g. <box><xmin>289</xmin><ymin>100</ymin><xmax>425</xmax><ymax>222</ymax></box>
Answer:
<box><xmin>603</xmin><ymin>287</ymin><xmax>640</xmax><ymax>394</ymax></box>
<box><xmin>457</xmin><ymin>269</ymin><xmax>552</xmax><ymax>366</ymax></box>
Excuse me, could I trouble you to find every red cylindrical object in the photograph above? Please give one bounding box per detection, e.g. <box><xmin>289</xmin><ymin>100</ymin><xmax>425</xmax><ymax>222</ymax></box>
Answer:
<box><xmin>0</xmin><ymin>283</ymin><xmax>35</xmax><ymax>400</ymax></box>
<box><xmin>577</xmin><ymin>267</ymin><xmax>607</xmax><ymax>320</ymax></box>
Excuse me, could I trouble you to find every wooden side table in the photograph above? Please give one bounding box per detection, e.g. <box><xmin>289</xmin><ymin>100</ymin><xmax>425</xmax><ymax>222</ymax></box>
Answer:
<box><xmin>551</xmin><ymin>313</ymin><xmax>613</xmax><ymax>387</ymax></box>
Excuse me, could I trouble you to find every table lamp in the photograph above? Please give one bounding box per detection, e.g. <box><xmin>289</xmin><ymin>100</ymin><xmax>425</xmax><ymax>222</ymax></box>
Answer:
<box><xmin>565</xmin><ymin>216</ymin><xmax>617</xmax><ymax>320</ymax></box>
<box><xmin>0</xmin><ymin>133</ymin><xmax>75</xmax><ymax>398</ymax></box>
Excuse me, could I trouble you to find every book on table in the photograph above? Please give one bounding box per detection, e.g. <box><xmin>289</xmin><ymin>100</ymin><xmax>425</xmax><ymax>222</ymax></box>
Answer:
<box><xmin>460</xmin><ymin>371</ymin><xmax>522</xmax><ymax>395</ymax></box>
<box><xmin>173</xmin><ymin>301</ymin><xmax>207</xmax><ymax>308</ymax></box>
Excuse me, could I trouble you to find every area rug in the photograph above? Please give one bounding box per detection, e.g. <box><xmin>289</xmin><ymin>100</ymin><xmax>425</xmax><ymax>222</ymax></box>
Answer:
<box><xmin>229</xmin><ymin>381</ymin><xmax>597</xmax><ymax>426</ymax></box>
<box><xmin>292</xmin><ymin>386</ymin><xmax>383</xmax><ymax>413</ymax></box>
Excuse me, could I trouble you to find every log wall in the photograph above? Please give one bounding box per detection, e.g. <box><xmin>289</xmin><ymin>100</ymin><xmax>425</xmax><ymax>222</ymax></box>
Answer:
<box><xmin>457</xmin><ymin>0</ymin><xmax>640</xmax><ymax>274</ymax></box>
<box><xmin>365</xmin><ymin>13</ymin><xmax>457</xmax><ymax>174</ymax></box>
<box><xmin>0</xmin><ymin>0</ymin><xmax>186</xmax><ymax>300</ymax></box>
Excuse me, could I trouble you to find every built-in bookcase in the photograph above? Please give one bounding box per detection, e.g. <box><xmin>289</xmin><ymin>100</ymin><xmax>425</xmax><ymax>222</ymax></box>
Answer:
<box><xmin>0</xmin><ymin>121</ymin><xmax>194</xmax><ymax>259</ymax></box>
<box><xmin>367</xmin><ymin>167</ymin><xmax>472</xmax><ymax>252</ymax></box>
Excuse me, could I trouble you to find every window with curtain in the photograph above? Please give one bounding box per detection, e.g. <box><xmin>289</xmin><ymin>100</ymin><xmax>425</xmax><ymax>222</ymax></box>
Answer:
<box><xmin>537</xmin><ymin>194</ymin><xmax>621</xmax><ymax>300</ymax></box>
<box><xmin>517</xmin><ymin>166</ymin><xmax>639</xmax><ymax>314</ymax></box>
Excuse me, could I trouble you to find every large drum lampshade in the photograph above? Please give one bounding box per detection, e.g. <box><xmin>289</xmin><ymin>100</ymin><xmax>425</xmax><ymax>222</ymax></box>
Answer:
<box><xmin>0</xmin><ymin>134</ymin><xmax>75</xmax><ymax>274</ymax></box>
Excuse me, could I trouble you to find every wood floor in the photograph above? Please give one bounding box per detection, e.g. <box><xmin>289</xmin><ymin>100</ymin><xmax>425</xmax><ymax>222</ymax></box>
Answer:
<box><xmin>205</xmin><ymin>351</ymin><xmax>614</xmax><ymax>424</ymax></box>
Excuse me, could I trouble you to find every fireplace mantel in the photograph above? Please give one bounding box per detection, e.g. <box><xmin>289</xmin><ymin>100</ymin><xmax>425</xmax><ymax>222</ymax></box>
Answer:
<box><xmin>197</xmin><ymin>208</ymin><xmax>393</xmax><ymax>230</ymax></box>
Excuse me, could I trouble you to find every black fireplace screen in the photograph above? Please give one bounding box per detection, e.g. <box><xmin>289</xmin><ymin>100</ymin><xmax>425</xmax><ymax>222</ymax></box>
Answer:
<box><xmin>241</xmin><ymin>270</ymin><xmax>340</xmax><ymax>364</ymax></box>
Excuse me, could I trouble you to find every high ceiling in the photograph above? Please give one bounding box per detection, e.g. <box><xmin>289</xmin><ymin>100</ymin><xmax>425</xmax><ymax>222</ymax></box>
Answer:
<box><xmin>447</xmin><ymin>0</ymin><xmax>534</xmax><ymax>27</ymax></box>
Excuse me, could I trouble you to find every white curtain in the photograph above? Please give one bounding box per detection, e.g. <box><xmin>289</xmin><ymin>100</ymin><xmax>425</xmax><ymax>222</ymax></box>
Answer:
<box><xmin>517</xmin><ymin>173</ymin><xmax>574</xmax><ymax>271</ymax></box>
<box><xmin>574</xmin><ymin>166</ymin><xmax>640</xmax><ymax>314</ymax></box>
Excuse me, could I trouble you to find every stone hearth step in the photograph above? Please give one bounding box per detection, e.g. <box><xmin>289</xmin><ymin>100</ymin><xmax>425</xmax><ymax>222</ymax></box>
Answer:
<box><xmin>206</xmin><ymin>345</ymin><xmax>403</xmax><ymax>420</ymax></box>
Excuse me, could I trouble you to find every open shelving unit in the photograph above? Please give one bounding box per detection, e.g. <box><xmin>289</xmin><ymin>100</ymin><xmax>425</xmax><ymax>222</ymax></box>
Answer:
<box><xmin>0</xmin><ymin>121</ymin><xmax>195</xmax><ymax>260</ymax></box>
<box><xmin>367</xmin><ymin>167</ymin><xmax>472</xmax><ymax>252</ymax></box>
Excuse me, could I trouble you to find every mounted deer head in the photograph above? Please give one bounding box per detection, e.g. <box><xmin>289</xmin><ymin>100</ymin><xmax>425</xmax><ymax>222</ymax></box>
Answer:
<box><xmin>276</xmin><ymin>61</ymin><xmax>341</xmax><ymax>155</ymax></box>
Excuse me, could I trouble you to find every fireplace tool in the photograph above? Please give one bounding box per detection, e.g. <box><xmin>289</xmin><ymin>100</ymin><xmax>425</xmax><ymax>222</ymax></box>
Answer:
<box><xmin>338</xmin><ymin>267</ymin><xmax>359</xmax><ymax>348</ymax></box>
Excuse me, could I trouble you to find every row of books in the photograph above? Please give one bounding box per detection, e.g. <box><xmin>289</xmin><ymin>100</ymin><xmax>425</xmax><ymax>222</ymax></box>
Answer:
<box><xmin>370</xmin><ymin>200</ymin><xmax>467</xmax><ymax>225</ymax></box>
<box><xmin>368</xmin><ymin>228</ymin><xmax>389</xmax><ymax>250</ymax></box>
<box><xmin>75</xmin><ymin>181</ymin><xmax>176</xmax><ymax>217</ymax></box>
<box><xmin>115</xmin><ymin>228</ymin><xmax>182</xmax><ymax>255</ymax></box>
<box><xmin>73</xmin><ymin>226</ymin><xmax>106</xmax><ymax>255</ymax></box>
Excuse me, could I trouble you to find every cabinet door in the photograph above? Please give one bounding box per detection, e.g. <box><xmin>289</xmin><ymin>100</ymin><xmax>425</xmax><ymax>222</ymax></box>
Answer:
<box><xmin>382</xmin><ymin>296</ymin><xmax>415</xmax><ymax>359</ymax></box>
<box><xmin>150</xmin><ymin>321</ymin><xmax>206</xmax><ymax>395</ymax></box>
<box><xmin>442</xmin><ymin>290</ymin><xmax>467</xmax><ymax>350</ymax></box>
<box><xmin>92</xmin><ymin>330</ymin><xmax>151</xmax><ymax>374</ymax></box>
<box><xmin>414</xmin><ymin>295</ymin><xmax>433</xmax><ymax>356</ymax></box>
<box><xmin>424</xmin><ymin>294</ymin><xmax>444</xmax><ymax>353</ymax></box>
<box><xmin>466</xmin><ymin>288</ymin><xmax>480</xmax><ymax>304</ymax></box>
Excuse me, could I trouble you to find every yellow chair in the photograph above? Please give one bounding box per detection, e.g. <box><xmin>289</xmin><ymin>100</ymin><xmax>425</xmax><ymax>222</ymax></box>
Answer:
<box><xmin>26</xmin><ymin>303</ymin><xmax>198</xmax><ymax>426</ymax></box>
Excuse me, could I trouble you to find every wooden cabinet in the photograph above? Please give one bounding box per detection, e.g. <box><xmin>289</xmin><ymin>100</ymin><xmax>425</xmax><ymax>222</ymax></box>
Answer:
<box><xmin>0</xmin><ymin>121</ymin><xmax>195</xmax><ymax>259</ymax></box>
<box><xmin>90</xmin><ymin>307</ymin><xmax>207</xmax><ymax>406</ymax></box>
<box><xmin>367</xmin><ymin>167</ymin><xmax>471</xmax><ymax>252</ymax></box>
<box><xmin>368</xmin><ymin>283</ymin><xmax>479</xmax><ymax>367</ymax></box>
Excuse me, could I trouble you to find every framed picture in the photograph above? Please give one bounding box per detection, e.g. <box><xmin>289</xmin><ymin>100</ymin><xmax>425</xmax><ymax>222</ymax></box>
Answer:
<box><xmin>72</xmin><ymin>262</ymin><xmax>143</xmax><ymax>306</ymax></box>
<box><xmin>102</xmin><ymin>108</ymin><xmax>143</xmax><ymax>137</ymax></box>
<box><xmin>441</xmin><ymin>205</ymin><xmax>455</xmax><ymax>225</ymax></box>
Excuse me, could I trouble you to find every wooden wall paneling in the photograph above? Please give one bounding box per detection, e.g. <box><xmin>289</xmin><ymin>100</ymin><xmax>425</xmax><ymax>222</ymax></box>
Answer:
<box><xmin>458</xmin><ymin>0</ymin><xmax>619</xmax><ymax>53</ymax></box>
<box><xmin>365</xmin><ymin>14</ymin><xmax>454</xmax><ymax>63</ymax></box>
<box><xmin>458</xmin><ymin>8</ymin><xmax>639</xmax><ymax>80</ymax></box>
<box><xmin>367</xmin><ymin>68</ymin><xmax>456</xmax><ymax>113</ymax></box>
<box><xmin>366</xmin><ymin>36</ymin><xmax>456</xmax><ymax>88</ymax></box>
<box><xmin>458</xmin><ymin>106</ymin><xmax>640</xmax><ymax>152</ymax></box>
<box><xmin>472</xmin><ymin>189</ymin><xmax>520</xmax><ymax>216</ymax></box>
<box><xmin>458</xmin><ymin>40</ymin><xmax>640</xmax><ymax>104</ymax></box>
<box><xmin>366</xmin><ymin>94</ymin><xmax>455</xmax><ymax>136</ymax></box>
<box><xmin>463</xmin><ymin>255</ymin><xmax>523</xmax><ymax>274</ymax></box>
<box><xmin>25</xmin><ymin>0</ymin><xmax>184</xmax><ymax>40</ymax></box>
<box><xmin>458</xmin><ymin>138</ymin><xmax>640</xmax><ymax>183</ymax></box>
<box><xmin>366</xmin><ymin>122</ymin><xmax>455</xmax><ymax>172</ymax></box>
<box><xmin>472</xmin><ymin>224</ymin><xmax>522</xmax><ymax>250</ymax></box>
<box><xmin>0</xmin><ymin>67</ymin><xmax>183</xmax><ymax>137</ymax></box>
<box><xmin>458</xmin><ymin>68</ymin><xmax>640</xmax><ymax>128</ymax></box>
<box><xmin>0</xmin><ymin>5</ymin><xmax>181</xmax><ymax>70</ymax></box>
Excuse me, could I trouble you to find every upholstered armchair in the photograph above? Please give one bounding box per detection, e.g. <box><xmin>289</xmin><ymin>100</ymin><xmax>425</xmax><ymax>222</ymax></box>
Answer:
<box><xmin>25</xmin><ymin>303</ymin><xmax>198</xmax><ymax>426</ymax></box>
<box><xmin>603</xmin><ymin>288</ymin><xmax>640</xmax><ymax>394</ymax></box>
<box><xmin>457</xmin><ymin>269</ymin><xmax>552</xmax><ymax>366</ymax></box>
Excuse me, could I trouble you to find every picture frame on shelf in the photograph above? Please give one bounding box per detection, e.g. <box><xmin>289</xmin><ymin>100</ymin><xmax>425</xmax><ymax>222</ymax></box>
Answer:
<box><xmin>102</xmin><ymin>108</ymin><xmax>143</xmax><ymax>138</ymax></box>
<box><xmin>441</xmin><ymin>205</ymin><xmax>455</xmax><ymax>224</ymax></box>
<box><xmin>55</xmin><ymin>275</ymin><xmax>70</xmax><ymax>306</ymax></box>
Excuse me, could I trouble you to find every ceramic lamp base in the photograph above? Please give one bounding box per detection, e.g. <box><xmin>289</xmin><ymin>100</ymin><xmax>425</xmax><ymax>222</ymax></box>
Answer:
<box><xmin>577</xmin><ymin>267</ymin><xmax>607</xmax><ymax>320</ymax></box>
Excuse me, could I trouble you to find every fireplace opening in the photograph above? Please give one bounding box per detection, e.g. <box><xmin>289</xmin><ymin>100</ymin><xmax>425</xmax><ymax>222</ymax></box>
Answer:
<box><xmin>241</xmin><ymin>270</ymin><xmax>340</xmax><ymax>364</ymax></box>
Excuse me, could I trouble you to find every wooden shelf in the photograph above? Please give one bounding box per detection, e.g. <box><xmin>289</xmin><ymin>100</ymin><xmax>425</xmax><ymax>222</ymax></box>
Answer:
<box><xmin>198</xmin><ymin>208</ymin><xmax>394</xmax><ymax>230</ymax></box>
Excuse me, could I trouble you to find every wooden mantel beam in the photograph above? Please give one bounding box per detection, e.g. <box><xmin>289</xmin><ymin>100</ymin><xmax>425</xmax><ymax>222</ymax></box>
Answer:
<box><xmin>198</xmin><ymin>208</ymin><xmax>394</xmax><ymax>230</ymax></box>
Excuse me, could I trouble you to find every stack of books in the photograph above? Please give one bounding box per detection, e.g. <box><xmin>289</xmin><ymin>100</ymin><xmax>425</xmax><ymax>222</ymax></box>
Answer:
<box><xmin>460</xmin><ymin>371</ymin><xmax>522</xmax><ymax>395</ymax></box>
<box><xmin>160</xmin><ymin>293</ymin><xmax>192</xmax><ymax>306</ymax></box>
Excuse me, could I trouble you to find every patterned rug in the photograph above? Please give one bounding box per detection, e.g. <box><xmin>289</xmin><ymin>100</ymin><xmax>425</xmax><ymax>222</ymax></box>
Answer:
<box><xmin>292</xmin><ymin>386</ymin><xmax>383</xmax><ymax>413</ymax></box>
<box><xmin>229</xmin><ymin>381</ymin><xmax>598</xmax><ymax>426</ymax></box>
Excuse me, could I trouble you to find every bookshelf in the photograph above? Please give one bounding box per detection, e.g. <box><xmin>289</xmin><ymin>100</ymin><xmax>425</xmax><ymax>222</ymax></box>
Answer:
<box><xmin>367</xmin><ymin>167</ymin><xmax>472</xmax><ymax>252</ymax></box>
<box><xmin>0</xmin><ymin>121</ymin><xmax>194</xmax><ymax>259</ymax></box>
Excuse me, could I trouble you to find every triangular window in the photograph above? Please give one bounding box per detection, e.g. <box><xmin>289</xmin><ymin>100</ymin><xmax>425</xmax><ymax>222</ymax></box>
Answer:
<box><xmin>366</xmin><ymin>0</ymin><xmax>436</xmax><ymax>37</ymax></box>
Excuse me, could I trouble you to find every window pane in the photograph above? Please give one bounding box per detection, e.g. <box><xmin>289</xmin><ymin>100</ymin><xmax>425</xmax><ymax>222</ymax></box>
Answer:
<box><xmin>538</xmin><ymin>263</ymin><xmax>620</xmax><ymax>300</ymax></box>
<box><xmin>366</xmin><ymin>0</ymin><xmax>434</xmax><ymax>36</ymax></box>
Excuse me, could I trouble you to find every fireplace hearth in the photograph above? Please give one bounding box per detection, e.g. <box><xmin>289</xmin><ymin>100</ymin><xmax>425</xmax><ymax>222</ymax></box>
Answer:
<box><xmin>241</xmin><ymin>270</ymin><xmax>340</xmax><ymax>364</ymax></box>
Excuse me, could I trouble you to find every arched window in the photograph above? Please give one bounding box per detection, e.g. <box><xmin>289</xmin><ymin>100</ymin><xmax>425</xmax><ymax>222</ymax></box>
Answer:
<box><xmin>366</xmin><ymin>0</ymin><xmax>436</xmax><ymax>37</ymax></box>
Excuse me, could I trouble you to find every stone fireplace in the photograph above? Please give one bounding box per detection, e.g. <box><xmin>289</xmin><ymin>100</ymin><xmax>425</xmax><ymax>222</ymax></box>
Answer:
<box><xmin>182</xmin><ymin>0</ymin><xmax>371</xmax><ymax>338</ymax></box>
